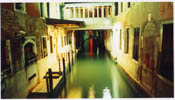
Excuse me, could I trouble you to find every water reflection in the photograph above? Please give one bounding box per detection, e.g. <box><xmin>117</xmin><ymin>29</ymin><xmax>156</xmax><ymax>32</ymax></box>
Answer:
<box><xmin>103</xmin><ymin>87</ymin><xmax>112</xmax><ymax>99</ymax></box>
<box><xmin>88</xmin><ymin>84</ymin><xmax>95</xmax><ymax>98</ymax></box>
<box><xmin>59</xmin><ymin>53</ymin><xmax>147</xmax><ymax>98</ymax></box>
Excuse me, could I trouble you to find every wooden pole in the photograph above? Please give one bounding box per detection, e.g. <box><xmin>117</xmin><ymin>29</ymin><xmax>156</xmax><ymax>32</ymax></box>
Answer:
<box><xmin>72</xmin><ymin>50</ymin><xmax>74</xmax><ymax>65</ymax></box>
<box><xmin>63</xmin><ymin>58</ymin><xmax>66</xmax><ymax>83</ymax></box>
<box><xmin>48</xmin><ymin>68</ymin><xmax>53</xmax><ymax>93</ymax></box>
<box><xmin>46</xmin><ymin>73</ymin><xmax>50</xmax><ymax>94</ymax></box>
<box><xmin>58</xmin><ymin>59</ymin><xmax>61</xmax><ymax>73</ymax></box>
<box><xmin>68</xmin><ymin>52</ymin><xmax>71</xmax><ymax>72</ymax></box>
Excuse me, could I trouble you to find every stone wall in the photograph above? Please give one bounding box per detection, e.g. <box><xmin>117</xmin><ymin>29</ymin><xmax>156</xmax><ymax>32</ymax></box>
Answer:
<box><xmin>105</xmin><ymin>2</ymin><xmax>173</xmax><ymax>97</ymax></box>
<box><xmin>1</xmin><ymin>69</ymin><xmax>28</xmax><ymax>98</ymax></box>
<box><xmin>2</xmin><ymin>5</ymin><xmax>81</xmax><ymax>98</ymax></box>
<box><xmin>2</xmin><ymin>8</ymin><xmax>47</xmax><ymax>70</ymax></box>
<box><xmin>1</xmin><ymin>8</ymin><xmax>47</xmax><ymax>98</ymax></box>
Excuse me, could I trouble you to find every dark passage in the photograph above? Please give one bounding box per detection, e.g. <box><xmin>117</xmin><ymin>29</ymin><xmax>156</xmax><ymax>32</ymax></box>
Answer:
<box><xmin>75</xmin><ymin>30</ymin><xmax>105</xmax><ymax>57</ymax></box>
<box><xmin>159</xmin><ymin>23</ymin><xmax>173</xmax><ymax>82</ymax></box>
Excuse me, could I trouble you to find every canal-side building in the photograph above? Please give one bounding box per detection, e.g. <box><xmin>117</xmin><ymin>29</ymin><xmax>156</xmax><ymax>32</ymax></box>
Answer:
<box><xmin>1</xmin><ymin>2</ymin><xmax>174</xmax><ymax>98</ymax></box>
<box><xmin>104</xmin><ymin>2</ymin><xmax>173</xmax><ymax>97</ymax></box>
<box><xmin>1</xmin><ymin>3</ymin><xmax>83</xmax><ymax>98</ymax></box>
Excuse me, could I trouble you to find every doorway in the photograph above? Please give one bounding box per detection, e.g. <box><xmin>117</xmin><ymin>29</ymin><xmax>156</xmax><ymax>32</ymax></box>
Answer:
<box><xmin>159</xmin><ymin>23</ymin><xmax>173</xmax><ymax>82</ymax></box>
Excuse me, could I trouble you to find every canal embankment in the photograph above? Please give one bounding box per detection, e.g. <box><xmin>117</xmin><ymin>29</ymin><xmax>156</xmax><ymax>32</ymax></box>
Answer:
<box><xmin>105</xmin><ymin>49</ymin><xmax>150</xmax><ymax>97</ymax></box>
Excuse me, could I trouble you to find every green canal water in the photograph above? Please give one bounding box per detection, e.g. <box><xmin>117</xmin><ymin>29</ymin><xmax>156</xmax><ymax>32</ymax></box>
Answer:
<box><xmin>58</xmin><ymin>53</ymin><xmax>148</xmax><ymax>98</ymax></box>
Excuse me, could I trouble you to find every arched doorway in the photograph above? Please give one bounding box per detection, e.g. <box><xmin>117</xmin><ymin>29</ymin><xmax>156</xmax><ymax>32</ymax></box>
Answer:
<box><xmin>22</xmin><ymin>37</ymin><xmax>39</xmax><ymax>91</ymax></box>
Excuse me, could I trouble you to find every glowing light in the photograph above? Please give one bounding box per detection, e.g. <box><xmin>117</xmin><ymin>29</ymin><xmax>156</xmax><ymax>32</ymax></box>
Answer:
<box><xmin>88</xmin><ymin>84</ymin><xmax>95</xmax><ymax>98</ymax></box>
<box><xmin>111</xmin><ymin>22</ymin><xmax>121</xmax><ymax>57</ymax></box>
<box><xmin>103</xmin><ymin>87</ymin><xmax>112</xmax><ymax>99</ymax></box>
<box><xmin>67</xmin><ymin>87</ymin><xmax>82</xmax><ymax>98</ymax></box>
<box><xmin>72</xmin><ymin>31</ymin><xmax>75</xmax><ymax>51</ymax></box>
<box><xmin>90</xmin><ymin>31</ymin><xmax>93</xmax><ymax>56</ymax></box>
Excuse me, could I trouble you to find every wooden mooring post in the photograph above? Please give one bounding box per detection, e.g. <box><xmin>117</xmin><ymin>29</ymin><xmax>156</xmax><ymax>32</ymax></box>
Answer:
<box><xmin>63</xmin><ymin>58</ymin><xmax>66</xmax><ymax>83</ymax></box>
<box><xmin>45</xmin><ymin>68</ymin><xmax>53</xmax><ymax>96</ymax></box>
<box><xmin>72</xmin><ymin>50</ymin><xmax>74</xmax><ymax>65</ymax></box>
<box><xmin>44</xmin><ymin>68</ymin><xmax>62</xmax><ymax>97</ymax></box>
<box><xmin>48</xmin><ymin>69</ymin><xmax>53</xmax><ymax>93</ymax></box>
<box><xmin>58</xmin><ymin>59</ymin><xmax>61</xmax><ymax>73</ymax></box>
<box><xmin>68</xmin><ymin>52</ymin><xmax>71</xmax><ymax>72</ymax></box>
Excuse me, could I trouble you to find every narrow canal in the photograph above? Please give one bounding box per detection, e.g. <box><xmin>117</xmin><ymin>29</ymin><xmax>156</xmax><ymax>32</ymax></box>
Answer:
<box><xmin>58</xmin><ymin>52</ymin><xmax>148</xmax><ymax>98</ymax></box>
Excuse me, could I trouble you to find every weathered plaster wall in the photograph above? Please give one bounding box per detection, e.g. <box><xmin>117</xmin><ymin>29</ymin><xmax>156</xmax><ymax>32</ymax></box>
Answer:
<box><xmin>104</xmin><ymin>30</ymin><xmax>112</xmax><ymax>53</ymax></box>
<box><xmin>105</xmin><ymin>2</ymin><xmax>173</xmax><ymax>97</ymax></box>
<box><xmin>2</xmin><ymin>69</ymin><xmax>28</xmax><ymax>98</ymax></box>
<box><xmin>159</xmin><ymin>2</ymin><xmax>173</xmax><ymax>21</ymax></box>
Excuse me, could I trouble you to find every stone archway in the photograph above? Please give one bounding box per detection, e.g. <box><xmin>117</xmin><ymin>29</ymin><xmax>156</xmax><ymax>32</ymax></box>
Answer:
<box><xmin>21</xmin><ymin>37</ymin><xmax>37</xmax><ymax>68</ymax></box>
<box><xmin>21</xmin><ymin>36</ymin><xmax>39</xmax><ymax>91</ymax></box>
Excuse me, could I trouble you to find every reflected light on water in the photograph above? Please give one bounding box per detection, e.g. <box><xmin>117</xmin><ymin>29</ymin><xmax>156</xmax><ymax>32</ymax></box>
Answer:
<box><xmin>103</xmin><ymin>87</ymin><xmax>111</xmax><ymax>99</ymax></box>
<box><xmin>67</xmin><ymin>87</ymin><xmax>82</xmax><ymax>98</ymax></box>
<box><xmin>59</xmin><ymin>53</ymin><xmax>146</xmax><ymax>98</ymax></box>
<box><xmin>88</xmin><ymin>84</ymin><xmax>95</xmax><ymax>98</ymax></box>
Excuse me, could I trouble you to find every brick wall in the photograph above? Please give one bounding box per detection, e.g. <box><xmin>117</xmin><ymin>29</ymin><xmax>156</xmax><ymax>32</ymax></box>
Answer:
<box><xmin>2</xmin><ymin>8</ymin><xmax>47</xmax><ymax>71</ymax></box>
<box><xmin>1</xmin><ymin>8</ymin><xmax>47</xmax><ymax>98</ymax></box>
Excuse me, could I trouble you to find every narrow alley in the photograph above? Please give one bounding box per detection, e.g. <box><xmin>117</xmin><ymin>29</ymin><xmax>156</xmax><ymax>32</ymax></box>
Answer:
<box><xmin>1</xmin><ymin>2</ymin><xmax>174</xmax><ymax>99</ymax></box>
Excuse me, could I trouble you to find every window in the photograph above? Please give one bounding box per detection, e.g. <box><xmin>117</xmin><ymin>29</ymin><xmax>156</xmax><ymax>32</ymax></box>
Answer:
<box><xmin>85</xmin><ymin>8</ymin><xmax>88</xmax><ymax>18</ymax></box>
<box><xmin>125</xmin><ymin>28</ymin><xmax>129</xmax><ymax>53</ymax></box>
<box><xmin>133</xmin><ymin>27</ymin><xmax>140</xmax><ymax>61</ymax></box>
<box><xmin>41</xmin><ymin>36</ymin><xmax>48</xmax><ymax>58</ymax></box>
<box><xmin>115</xmin><ymin>2</ymin><xmax>118</xmax><ymax>16</ymax></box>
<box><xmin>128</xmin><ymin>2</ymin><xmax>131</xmax><ymax>8</ymax></box>
<box><xmin>64</xmin><ymin>36</ymin><xmax>68</xmax><ymax>45</ymax></box>
<box><xmin>56</xmin><ymin>4</ymin><xmax>60</xmax><ymax>17</ymax></box>
<box><xmin>108</xmin><ymin>6</ymin><xmax>112</xmax><ymax>17</ymax></box>
<box><xmin>104</xmin><ymin>6</ymin><xmax>107</xmax><ymax>17</ymax></box>
<box><xmin>89</xmin><ymin>8</ymin><xmax>93</xmax><ymax>18</ymax></box>
<box><xmin>94</xmin><ymin>7</ymin><xmax>97</xmax><ymax>17</ymax></box>
<box><xmin>65</xmin><ymin>7</ymin><xmax>70</xmax><ymax>18</ymax></box>
<box><xmin>50</xmin><ymin>36</ymin><xmax>53</xmax><ymax>53</ymax></box>
<box><xmin>99</xmin><ymin>6</ymin><xmax>102</xmax><ymax>17</ymax></box>
<box><xmin>70</xmin><ymin>7</ymin><xmax>74</xmax><ymax>18</ymax></box>
<box><xmin>119</xmin><ymin>29</ymin><xmax>122</xmax><ymax>50</ymax></box>
<box><xmin>14</xmin><ymin>3</ymin><xmax>25</xmax><ymax>13</ymax></box>
<box><xmin>40</xmin><ymin>3</ymin><xmax>44</xmax><ymax>17</ymax></box>
<box><xmin>75</xmin><ymin>7</ymin><xmax>79</xmax><ymax>18</ymax></box>
<box><xmin>80</xmin><ymin>8</ymin><xmax>83</xmax><ymax>18</ymax></box>
<box><xmin>121</xmin><ymin>2</ymin><xmax>123</xmax><ymax>12</ymax></box>
<box><xmin>1</xmin><ymin>40</ymin><xmax>12</xmax><ymax>75</ymax></box>
<box><xmin>47</xmin><ymin>3</ymin><xmax>50</xmax><ymax>18</ymax></box>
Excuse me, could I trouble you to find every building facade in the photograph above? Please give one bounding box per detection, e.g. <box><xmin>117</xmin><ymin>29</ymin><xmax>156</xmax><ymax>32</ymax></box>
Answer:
<box><xmin>1</xmin><ymin>2</ymin><xmax>174</xmax><ymax>98</ymax></box>
<box><xmin>1</xmin><ymin>3</ymin><xmax>82</xmax><ymax>98</ymax></box>
<box><xmin>104</xmin><ymin>2</ymin><xmax>173</xmax><ymax>97</ymax></box>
